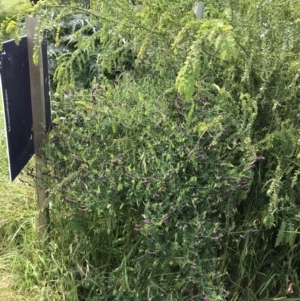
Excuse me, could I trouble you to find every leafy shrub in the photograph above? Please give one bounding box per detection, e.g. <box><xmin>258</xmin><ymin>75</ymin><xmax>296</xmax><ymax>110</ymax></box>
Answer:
<box><xmin>45</xmin><ymin>72</ymin><xmax>245</xmax><ymax>300</ymax></box>
<box><xmin>0</xmin><ymin>9</ymin><xmax>17</xmax><ymax>41</ymax></box>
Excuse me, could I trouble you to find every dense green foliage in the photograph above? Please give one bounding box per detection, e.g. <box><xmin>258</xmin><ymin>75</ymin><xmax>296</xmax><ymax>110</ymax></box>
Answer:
<box><xmin>1</xmin><ymin>0</ymin><xmax>300</xmax><ymax>300</ymax></box>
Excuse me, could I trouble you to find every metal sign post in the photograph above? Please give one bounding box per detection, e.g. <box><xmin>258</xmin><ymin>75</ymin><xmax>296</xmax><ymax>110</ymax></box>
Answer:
<box><xmin>0</xmin><ymin>16</ymin><xmax>51</xmax><ymax>238</ymax></box>
<box><xmin>194</xmin><ymin>2</ymin><xmax>205</xmax><ymax>20</ymax></box>
<box><xmin>26</xmin><ymin>16</ymin><xmax>49</xmax><ymax>239</ymax></box>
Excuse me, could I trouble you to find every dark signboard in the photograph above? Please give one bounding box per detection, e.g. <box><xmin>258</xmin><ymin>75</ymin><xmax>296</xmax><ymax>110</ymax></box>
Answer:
<box><xmin>0</xmin><ymin>36</ymin><xmax>51</xmax><ymax>181</ymax></box>
<box><xmin>0</xmin><ymin>37</ymin><xmax>34</xmax><ymax>181</ymax></box>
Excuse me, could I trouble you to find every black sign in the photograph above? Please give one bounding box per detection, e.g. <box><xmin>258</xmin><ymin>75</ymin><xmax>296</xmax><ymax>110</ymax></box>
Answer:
<box><xmin>0</xmin><ymin>37</ymin><xmax>34</xmax><ymax>181</ymax></box>
<box><xmin>0</xmin><ymin>37</ymin><xmax>51</xmax><ymax>181</ymax></box>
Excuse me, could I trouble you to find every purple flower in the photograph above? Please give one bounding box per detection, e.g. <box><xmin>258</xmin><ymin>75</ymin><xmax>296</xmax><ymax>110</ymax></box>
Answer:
<box><xmin>255</xmin><ymin>156</ymin><xmax>265</xmax><ymax>162</ymax></box>
<box><xmin>64</xmin><ymin>198</ymin><xmax>76</xmax><ymax>204</ymax></box>
<box><xmin>246</xmin><ymin>189</ymin><xmax>251</xmax><ymax>194</ymax></box>
<box><xmin>162</xmin><ymin>214</ymin><xmax>169</xmax><ymax>221</ymax></box>
<box><xmin>144</xmin><ymin>219</ymin><xmax>155</xmax><ymax>225</ymax></box>
<box><xmin>190</xmin><ymin>263</ymin><xmax>196</xmax><ymax>271</ymax></box>
<box><xmin>198</xmin><ymin>154</ymin><xmax>205</xmax><ymax>161</ymax></box>
<box><xmin>51</xmin><ymin>135</ymin><xmax>59</xmax><ymax>143</ymax></box>
<box><xmin>200</xmin><ymin>97</ymin><xmax>206</xmax><ymax>103</ymax></box>
<box><xmin>134</xmin><ymin>224</ymin><xmax>141</xmax><ymax>231</ymax></box>
<box><xmin>177</xmin><ymin>99</ymin><xmax>183</xmax><ymax>106</ymax></box>
<box><xmin>203</xmin><ymin>297</ymin><xmax>210</xmax><ymax>301</ymax></box>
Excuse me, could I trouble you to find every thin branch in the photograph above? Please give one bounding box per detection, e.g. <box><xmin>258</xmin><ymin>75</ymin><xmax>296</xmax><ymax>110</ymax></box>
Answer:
<box><xmin>44</xmin><ymin>4</ymin><xmax>165</xmax><ymax>36</ymax></box>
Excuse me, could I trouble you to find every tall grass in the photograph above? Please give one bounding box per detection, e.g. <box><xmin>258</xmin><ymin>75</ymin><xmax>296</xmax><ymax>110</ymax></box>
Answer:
<box><xmin>0</xmin><ymin>6</ymin><xmax>97</xmax><ymax>300</ymax></box>
<box><xmin>0</xmin><ymin>98</ymin><xmax>78</xmax><ymax>300</ymax></box>
<box><xmin>0</xmin><ymin>4</ymin><xmax>74</xmax><ymax>297</ymax></box>
<box><xmin>0</xmin><ymin>97</ymin><xmax>34</xmax><ymax>299</ymax></box>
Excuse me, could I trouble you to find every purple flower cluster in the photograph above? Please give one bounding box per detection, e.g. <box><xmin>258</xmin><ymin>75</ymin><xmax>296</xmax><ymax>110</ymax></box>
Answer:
<box><xmin>198</xmin><ymin>154</ymin><xmax>206</xmax><ymax>161</ymax></box>
<box><xmin>134</xmin><ymin>224</ymin><xmax>141</xmax><ymax>231</ymax></box>
<box><xmin>162</xmin><ymin>214</ymin><xmax>169</xmax><ymax>221</ymax></box>
<box><xmin>64</xmin><ymin>198</ymin><xmax>76</xmax><ymax>204</ymax></box>
<box><xmin>255</xmin><ymin>156</ymin><xmax>265</xmax><ymax>162</ymax></box>
<box><xmin>74</xmin><ymin>157</ymin><xmax>90</xmax><ymax>166</ymax></box>
<box><xmin>190</xmin><ymin>263</ymin><xmax>197</xmax><ymax>271</ymax></box>
<box><xmin>236</xmin><ymin>176</ymin><xmax>253</xmax><ymax>193</ymax></box>
<box><xmin>144</xmin><ymin>219</ymin><xmax>155</xmax><ymax>225</ymax></box>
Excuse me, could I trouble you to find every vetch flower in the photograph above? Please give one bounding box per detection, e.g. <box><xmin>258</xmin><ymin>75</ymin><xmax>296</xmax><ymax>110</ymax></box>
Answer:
<box><xmin>162</xmin><ymin>214</ymin><xmax>169</xmax><ymax>221</ymax></box>
<box><xmin>144</xmin><ymin>219</ymin><xmax>155</xmax><ymax>225</ymax></box>
<box><xmin>255</xmin><ymin>156</ymin><xmax>265</xmax><ymax>162</ymax></box>
<box><xmin>75</xmin><ymin>157</ymin><xmax>84</xmax><ymax>163</ymax></box>
<box><xmin>134</xmin><ymin>224</ymin><xmax>141</xmax><ymax>231</ymax></box>
<box><xmin>64</xmin><ymin>198</ymin><xmax>76</xmax><ymax>204</ymax></box>
<box><xmin>198</xmin><ymin>154</ymin><xmax>205</xmax><ymax>161</ymax></box>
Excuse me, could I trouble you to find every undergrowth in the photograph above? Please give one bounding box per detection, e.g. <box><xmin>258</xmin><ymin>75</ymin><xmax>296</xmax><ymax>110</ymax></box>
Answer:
<box><xmin>0</xmin><ymin>0</ymin><xmax>300</xmax><ymax>300</ymax></box>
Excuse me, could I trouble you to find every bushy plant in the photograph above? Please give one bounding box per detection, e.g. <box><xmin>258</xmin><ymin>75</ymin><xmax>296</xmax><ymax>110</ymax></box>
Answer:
<box><xmin>45</xmin><ymin>72</ymin><xmax>250</xmax><ymax>300</ymax></box>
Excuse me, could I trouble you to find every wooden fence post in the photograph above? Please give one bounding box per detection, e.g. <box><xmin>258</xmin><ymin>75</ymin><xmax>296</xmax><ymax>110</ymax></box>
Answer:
<box><xmin>25</xmin><ymin>16</ymin><xmax>49</xmax><ymax>239</ymax></box>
